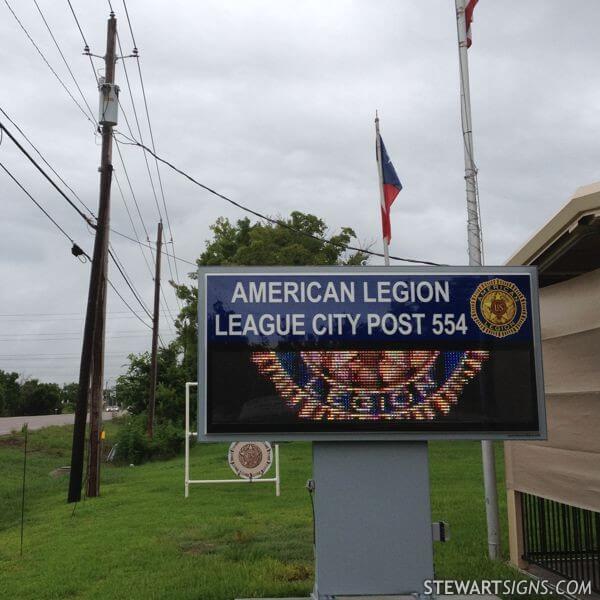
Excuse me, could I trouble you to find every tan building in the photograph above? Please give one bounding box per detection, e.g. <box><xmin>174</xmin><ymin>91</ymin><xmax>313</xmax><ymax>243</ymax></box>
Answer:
<box><xmin>505</xmin><ymin>182</ymin><xmax>600</xmax><ymax>589</ymax></box>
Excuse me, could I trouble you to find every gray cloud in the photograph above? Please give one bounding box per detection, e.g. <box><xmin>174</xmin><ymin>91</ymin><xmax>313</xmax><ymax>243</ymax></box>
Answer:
<box><xmin>1</xmin><ymin>0</ymin><xmax>599</xmax><ymax>383</ymax></box>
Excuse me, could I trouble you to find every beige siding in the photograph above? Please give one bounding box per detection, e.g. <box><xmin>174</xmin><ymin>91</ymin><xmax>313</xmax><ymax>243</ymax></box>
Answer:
<box><xmin>505</xmin><ymin>268</ymin><xmax>600</xmax><ymax>512</ymax></box>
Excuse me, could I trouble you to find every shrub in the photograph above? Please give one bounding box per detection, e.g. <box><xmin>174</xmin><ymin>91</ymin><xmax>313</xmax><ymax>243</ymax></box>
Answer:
<box><xmin>113</xmin><ymin>413</ymin><xmax>184</xmax><ymax>465</ymax></box>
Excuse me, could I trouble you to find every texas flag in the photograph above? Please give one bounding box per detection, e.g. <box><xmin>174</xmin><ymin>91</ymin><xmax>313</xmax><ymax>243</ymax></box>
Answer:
<box><xmin>377</xmin><ymin>134</ymin><xmax>402</xmax><ymax>244</ymax></box>
<box><xmin>465</xmin><ymin>0</ymin><xmax>479</xmax><ymax>48</ymax></box>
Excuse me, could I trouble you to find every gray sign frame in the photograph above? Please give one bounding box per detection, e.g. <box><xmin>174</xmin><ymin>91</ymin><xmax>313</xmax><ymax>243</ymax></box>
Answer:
<box><xmin>197</xmin><ymin>265</ymin><xmax>546</xmax><ymax>442</ymax></box>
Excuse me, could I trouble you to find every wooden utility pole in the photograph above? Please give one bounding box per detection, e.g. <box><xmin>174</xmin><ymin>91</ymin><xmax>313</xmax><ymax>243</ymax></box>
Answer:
<box><xmin>68</xmin><ymin>12</ymin><xmax>117</xmax><ymax>503</ymax></box>
<box><xmin>86</xmin><ymin>260</ymin><xmax>106</xmax><ymax>498</ymax></box>
<box><xmin>147</xmin><ymin>221</ymin><xmax>163</xmax><ymax>438</ymax></box>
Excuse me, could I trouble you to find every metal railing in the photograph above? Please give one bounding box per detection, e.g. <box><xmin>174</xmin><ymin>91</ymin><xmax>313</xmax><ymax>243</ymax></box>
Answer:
<box><xmin>522</xmin><ymin>492</ymin><xmax>600</xmax><ymax>591</ymax></box>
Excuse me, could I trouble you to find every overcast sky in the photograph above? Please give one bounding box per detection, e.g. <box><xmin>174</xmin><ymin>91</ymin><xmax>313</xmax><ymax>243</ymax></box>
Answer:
<box><xmin>0</xmin><ymin>0</ymin><xmax>598</xmax><ymax>385</ymax></box>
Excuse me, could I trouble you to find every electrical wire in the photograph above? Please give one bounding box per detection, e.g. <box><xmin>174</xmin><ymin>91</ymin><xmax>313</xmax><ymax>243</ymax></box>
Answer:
<box><xmin>0</xmin><ymin>121</ymin><xmax>94</xmax><ymax>224</ymax></box>
<box><xmin>109</xmin><ymin>227</ymin><xmax>194</xmax><ymax>265</ymax></box>
<box><xmin>107</xmin><ymin>15</ymin><xmax>180</xmax><ymax>301</ymax></box>
<box><xmin>0</xmin><ymin>160</ymin><xmax>153</xmax><ymax>330</ymax></box>
<box><xmin>108</xmin><ymin>247</ymin><xmax>152</xmax><ymax>320</ymax></box>
<box><xmin>0</xmin><ymin>118</ymin><xmax>164</xmax><ymax>335</ymax></box>
<box><xmin>0</xmin><ymin>107</ymin><xmax>95</xmax><ymax>217</ymax></box>
<box><xmin>114</xmin><ymin>132</ymin><xmax>444</xmax><ymax>266</ymax></box>
<box><xmin>66</xmin><ymin>0</ymin><xmax>99</xmax><ymax>85</ymax></box>
<box><xmin>112</xmin><ymin>135</ymin><xmax>153</xmax><ymax>255</ymax></box>
<box><xmin>2</xmin><ymin>0</ymin><xmax>96</xmax><ymax>129</ymax></box>
<box><xmin>0</xmin><ymin>160</ymin><xmax>77</xmax><ymax>245</ymax></box>
<box><xmin>32</xmin><ymin>0</ymin><xmax>97</xmax><ymax>124</ymax></box>
<box><xmin>113</xmin><ymin>170</ymin><xmax>155</xmax><ymax>279</ymax></box>
<box><xmin>121</xmin><ymin>0</ymin><xmax>182</xmax><ymax>288</ymax></box>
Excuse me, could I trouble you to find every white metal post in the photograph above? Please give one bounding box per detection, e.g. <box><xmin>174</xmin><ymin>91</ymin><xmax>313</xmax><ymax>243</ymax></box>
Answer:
<box><xmin>455</xmin><ymin>0</ymin><xmax>500</xmax><ymax>561</ymax></box>
<box><xmin>455</xmin><ymin>0</ymin><xmax>482</xmax><ymax>266</ymax></box>
<box><xmin>184</xmin><ymin>382</ymin><xmax>280</xmax><ymax>496</ymax></box>
<box><xmin>275</xmin><ymin>444</ymin><xmax>280</xmax><ymax>497</ymax></box>
<box><xmin>185</xmin><ymin>382</ymin><xmax>196</xmax><ymax>498</ymax></box>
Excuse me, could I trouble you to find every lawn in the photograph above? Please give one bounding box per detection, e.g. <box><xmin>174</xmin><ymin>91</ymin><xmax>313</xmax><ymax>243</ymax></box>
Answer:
<box><xmin>0</xmin><ymin>422</ymin><xmax>530</xmax><ymax>599</ymax></box>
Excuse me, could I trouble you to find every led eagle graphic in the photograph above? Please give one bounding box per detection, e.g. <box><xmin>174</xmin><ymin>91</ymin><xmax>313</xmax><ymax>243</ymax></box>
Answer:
<box><xmin>252</xmin><ymin>350</ymin><xmax>489</xmax><ymax>421</ymax></box>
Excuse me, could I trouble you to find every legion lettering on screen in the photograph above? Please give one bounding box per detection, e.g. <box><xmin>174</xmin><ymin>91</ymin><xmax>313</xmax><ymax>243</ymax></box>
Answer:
<box><xmin>200</xmin><ymin>269</ymin><xmax>544</xmax><ymax>440</ymax></box>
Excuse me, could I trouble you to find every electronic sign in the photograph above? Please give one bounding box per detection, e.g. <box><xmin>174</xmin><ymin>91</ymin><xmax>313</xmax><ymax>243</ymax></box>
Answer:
<box><xmin>197</xmin><ymin>266</ymin><xmax>545</xmax><ymax>441</ymax></box>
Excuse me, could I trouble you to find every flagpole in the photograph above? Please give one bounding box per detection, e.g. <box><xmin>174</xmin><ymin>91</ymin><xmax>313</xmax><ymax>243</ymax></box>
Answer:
<box><xmin>375</xmin><ymin>112</ymin><xmax>391</xmax><ymax>267</ymax></box>
<box><xmin>455</xmin><ymin>0</ymin><xmax>500</xmax><ymax>561</ymax></box>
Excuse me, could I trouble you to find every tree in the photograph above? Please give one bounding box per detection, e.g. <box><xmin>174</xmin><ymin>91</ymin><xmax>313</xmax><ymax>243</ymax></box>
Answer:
<box><xmin>115</xmin><ymin>345</ymin><xmax>186</xmax><ymax>422</ymax></box>
<box><xmin>116</xmin><ymin>211</ymin><xmax>367</xmax><ymax>422</ymax></box>
<box><xmin>0</xmin><ymin>370</ymin><xmax>20</xmax><ymax>416</ymax></box>
<box><xmin>60</xmin><ymin>382</ymin><xmax>79</xmax><ymax>412</ymax></box>
<box><xmin>174</xmin><ymin>212</ymin><xmax>367</xmax><ymax>382</ymax></box>
<box><xmin>19</xmin><ymin>379</ymin><xmax>62</xmax><ymax>416</ymax></box>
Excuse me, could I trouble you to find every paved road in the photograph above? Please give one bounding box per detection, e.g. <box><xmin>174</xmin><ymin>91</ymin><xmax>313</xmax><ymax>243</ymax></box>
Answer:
<box><xmin>0</xmin><ymin>411</ymin><xmax>121</xmax><ymax>436</ymax></box>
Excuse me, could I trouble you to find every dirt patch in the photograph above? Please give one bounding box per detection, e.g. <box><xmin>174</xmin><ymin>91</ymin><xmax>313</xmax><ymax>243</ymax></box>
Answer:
<box><xmin>277</xmin><ymin>563</ymin><xmax>312</xmax><ymax>582</ymax></box>
<box><xmin>179</xmin><ymin>540</ymin><xmax>218</xmax><ymax>556</ymax></box>
<box><xmin>0</xmin><ymin>436</ymin><xmax>22</xmax><ymax>447</ymax></box>
<box><xmin>233</xmin><ymin>530</ymin><xmax>255</xmax><ymax>544</ymax></box>
<box><xmin>50</xmin><ymin>466</ymin><xmax>71</xmax><ymax>478</ymax></box>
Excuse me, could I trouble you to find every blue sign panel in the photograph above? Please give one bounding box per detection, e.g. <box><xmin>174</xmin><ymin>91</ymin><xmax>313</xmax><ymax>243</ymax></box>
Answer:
<box><xmin>198</xmin><ymin>266</ymin><xmax>545</xmax><ymax>441</ymax></box>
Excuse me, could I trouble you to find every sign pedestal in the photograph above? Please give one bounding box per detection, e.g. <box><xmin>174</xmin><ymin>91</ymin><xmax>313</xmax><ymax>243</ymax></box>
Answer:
<box><xmin>312</xmin><ymin>441</ymin><xmax>433</xmax><ymax>599</ymax></box>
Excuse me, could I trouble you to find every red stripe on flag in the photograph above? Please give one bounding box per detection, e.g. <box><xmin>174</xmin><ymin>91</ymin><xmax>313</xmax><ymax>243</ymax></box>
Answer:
<box><xmin>381</xmin><ymin>183</ymin><xmax>400</xmax><ymax>243</ymax></box>
<box><xmin>465</xmin><ymin>0</ymin><xmax>478</xmax><ymax>48</ymax></box>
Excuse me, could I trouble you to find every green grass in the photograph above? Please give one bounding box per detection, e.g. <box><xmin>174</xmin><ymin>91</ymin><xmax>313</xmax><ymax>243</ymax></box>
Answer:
<box><xmin>0</xmin><ymin>423</ymin><xmax>532</xmax><ymax>599</ymax></box>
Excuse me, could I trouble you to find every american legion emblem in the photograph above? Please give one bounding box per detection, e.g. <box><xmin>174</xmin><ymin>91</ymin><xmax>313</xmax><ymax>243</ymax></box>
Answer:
<box><xmin>228</xmin><ymin>441</ymin><xmax>272</xmax><ymax>479</ymax></box>
<box><xmin>470</xmin><ymin>278</ymin><xmax>528</xmax><ymax>338</ymax></box>
<box><xmin>252</xmin><ymin>350</ymin><xmax>489</xmax><ymax>421</ymax></box>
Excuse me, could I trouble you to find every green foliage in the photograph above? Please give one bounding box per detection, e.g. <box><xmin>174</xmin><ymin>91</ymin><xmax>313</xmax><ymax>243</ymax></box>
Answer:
<box><xmin>0</xmin><ymin>369</ymin><xmax>20</xmax><ymax>416</ymax></box>
<box><xmin>21</xmin><ymin>380</ymin><xmax>62</xmax><ymax>415</ymax></box>
<box><xmin>172</xmin><ymin>213</ymin><xmax>368</xmax><ymax>383</ymax></box>
<box><xmin>115</xmin><ymin>344</ymin><xmax>187</xmax><ymax>418</ymax></box>
<box><xmin>0</xmin><ymin>370</ymin><xmax>77</xmax><ymax>416</ymax></box>
<box><xmin>59</xmin><ymin>382</ymin><xmax>79</xmax><ymax>412</ymax></box>
<box><xmin>116</xmin><ymin>211</ymin><xmax>366</xmax><ymax>424</ymax></box>
<box><xmin>198</xmin><ymin>213</ymin><xmax>367</xmax><ymax>267</ymax></box>
<box><xmin>113</xmin><ymin>413</ymin><xmax>184</xmax><ymax>464</ymax></box>
<box><xmin>0</xmin><ymin>425</ymin><xmax>535</xmax><ymax>600</ymax></box>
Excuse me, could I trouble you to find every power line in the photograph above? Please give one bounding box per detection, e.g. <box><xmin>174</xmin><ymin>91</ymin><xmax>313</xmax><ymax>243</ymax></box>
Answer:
<box><xmin>0</xmin><ymin>121</ymin><xmax>94</xmax><ymax>224</ymax></box>
<box><xmin>0</xmin><ymin>107</ymin><xmax>95</xmax><ymax>217</ymax></box>
<box><xmin>108</xmin><ymin>246</ymin><xmax>152</xmax><ymax>319</ymax></box>
<box><xmin>114</xmin><ymin>132</ymin><xmax>444</xmax><ymax>266</ymax></box>
<box><xmin>2</xmin><ymin>0</ymin><xmax>96</xmax><ymax>129</ymax></box>
<box><xmin>121</xmin><ymin>0</ymin><xmax>181</xmax><ymax>288</ymax></box>
<box><xmin>0</xmin><ymin>352</ymin><xmax>142</xmax><ymax>358</ymax></box>
<box><xmin>112</xmin><ymin>138</ymin><xmax>153</xmax><ymax>250</ymax></box>
<box><xmin>0</xmin><ymin>118</ymin><xmax>166</xmax><ymax>334</ymax></box>
<box><xmin>0</xmin><ymin>311</ymin><xmax>176</xmax><ymax>318</ymax></box>
<box><xmin>112</xmin><ymin>30</ymin><xmax>163</xmax><ymax>221</ymax></box>
<box><xmin>0</xmin><ymin>333</ymin><xmax>175</xmax><ymax>341</ymax></box>
<box><xmin>113</xmin><ymin>171</ymin><xmax>155</xmax><ymax>279</ymax></box>
<box><xmin>106</xmin><ymin>21</ymin><xmax>181</xmax><ymax>307</ymax></box>
<box><xmin>32</xmin><ymin>0</ymin><xmax>96</xmax><ymax>124</ymax></box>
<box><xmin>112</xmin><ymin>143</ymin><xmax>176</xmax><ymax>333</ymax></box>
<box><xmin>107</xmin><ymin>279</ymin><xmax>152</xmax><ymax>331</ymax></box>
<box><xmin>1</xmin><ymin>159</ymin><xmax>154</xmax><ymax>330</ymax></box>
<box><xmin>110</xmin><ymin>225</ymin><xmax>195</xmax><ymax>266</ymax></box>
<box><xmin>0</xmin><ymin>160</ymin><xmax>78</xmax><ymax>246</ymax></box>
<box><xmin>66</xmin><ymin>0</ymin><xmax>99</xmax><ymax>85</ymax></box>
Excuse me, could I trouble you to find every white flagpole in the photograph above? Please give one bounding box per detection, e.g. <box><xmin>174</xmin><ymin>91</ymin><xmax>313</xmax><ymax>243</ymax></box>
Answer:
<box><xmin>455</xmin><ymin>0</ymin><xmax>500</xmax><ymax>561</ymax></box>
<box><xmin>375</xmin><ymin>112</ymin><xmax>391</xmax><ymax>267</ymax></box>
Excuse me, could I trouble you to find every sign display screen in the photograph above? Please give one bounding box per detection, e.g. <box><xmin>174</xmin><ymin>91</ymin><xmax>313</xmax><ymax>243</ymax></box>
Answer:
<box><xmin>198</xmin><ymin>267</ymin><xmax>545</xmax><ymax>441</ymax></box>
